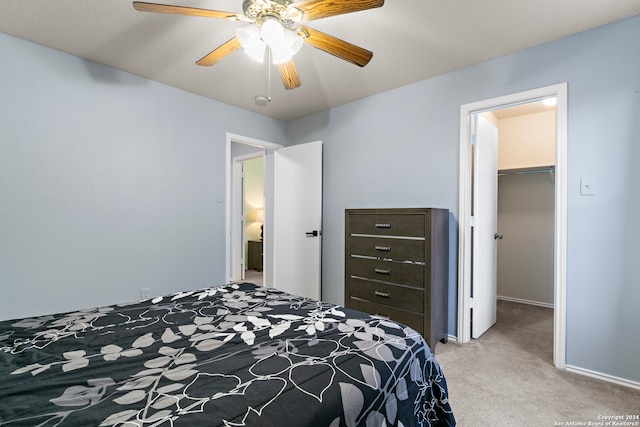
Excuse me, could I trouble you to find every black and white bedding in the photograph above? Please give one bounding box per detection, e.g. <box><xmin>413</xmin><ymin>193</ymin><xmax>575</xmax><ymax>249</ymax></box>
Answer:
<box><xmin>0</xmin><ymin>283</ymin><xmax>455</xmax><ymax>426</ymax></box>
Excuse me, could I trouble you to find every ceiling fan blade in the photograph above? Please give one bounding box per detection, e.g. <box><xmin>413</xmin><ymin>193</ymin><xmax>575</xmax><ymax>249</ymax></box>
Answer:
<box><xmin>133</xmin><ymin>2</ymin><xmax>243</xmax><ymax>21</ymax></box>
<box><xmin>277</xmin><ymin>59</ymin><xmax>301</xmax><ymax>90</ymax></box>
<box><xmin>292</xmin><ymin>0</ymin><xmax>384</xmax><ymax>21</ymax></box>
<box><xmin>196</xmin><ymin>37</ymin><xmax>242</xmax><ymax>66</ymax></box>
<box><xmin>300</xmin><ymin>26</ymin><xmax>373</xmax><ymax>67</ymax></box>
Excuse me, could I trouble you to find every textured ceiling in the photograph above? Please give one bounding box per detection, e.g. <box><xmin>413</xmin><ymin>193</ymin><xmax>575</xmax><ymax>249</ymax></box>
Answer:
<box><xmin>1</xmin><ymin>0</ymin><xmax>639</xmax><ymax>121</ymax></box>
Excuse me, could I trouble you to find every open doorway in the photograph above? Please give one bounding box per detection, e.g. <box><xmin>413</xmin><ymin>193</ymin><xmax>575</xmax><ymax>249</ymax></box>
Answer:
<box><xmin>492</xmin><ymin>103</ymin><xmax>556</xmax><ymax>311</ymax></box>
<box><xmin>487</xmin><ymin>102</ymin><xmax>556</xmax><ymax>364</ymax></box>
<box><xmin>226</xmin><ymin>133</ymin><xmax>282</xmax><ymax>289</ymax></box>
<box><xmin>243</xmin><ymin>156</ymin><xmax>265</xmax><ymax>286</ymax></box>
<box><xmin>458</xmin><ymin>83</ymin><xmax>568</xmax><ymax>369</ymax></box>
<box><xmin>225</xmin><ymin>133</ymin><xmax>323</xmax><ymax>300</ymax></box>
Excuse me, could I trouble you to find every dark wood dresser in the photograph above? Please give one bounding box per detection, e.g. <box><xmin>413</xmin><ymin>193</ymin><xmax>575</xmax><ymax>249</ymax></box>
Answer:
<box><xmin>247</xmin><ymin>240</ymin><xmax>263</xmax><ymax>272</ymax></box>
<box><xmin>345</xmin><ymin>208</ymin><xmax>449</xmax><ymax>352</ymax></box>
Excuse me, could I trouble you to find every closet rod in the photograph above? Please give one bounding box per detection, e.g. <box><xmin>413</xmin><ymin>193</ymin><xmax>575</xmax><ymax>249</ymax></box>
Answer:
<box><xmin>498</xmin><ymin>166</ymin><xmax>555</xmax><ymax>176</ymax></box>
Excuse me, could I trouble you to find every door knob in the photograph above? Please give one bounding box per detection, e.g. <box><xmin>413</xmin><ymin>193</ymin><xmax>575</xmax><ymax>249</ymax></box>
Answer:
<box><xmin>494</xmin><ymin>233</ymin><xmax>503</xmax><ymax>240</ymax></box>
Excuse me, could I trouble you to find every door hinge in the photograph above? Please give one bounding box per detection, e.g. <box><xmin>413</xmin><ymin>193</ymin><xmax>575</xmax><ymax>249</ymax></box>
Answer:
<box><xmin>470</xmin><ymin>216</ymin><xmax>476</xmax><ymax>227</ymax></box>
<box><xmin>470</xmin><ymin>297</ymin><xmax>476</xmax><ymax>309</ymax></box>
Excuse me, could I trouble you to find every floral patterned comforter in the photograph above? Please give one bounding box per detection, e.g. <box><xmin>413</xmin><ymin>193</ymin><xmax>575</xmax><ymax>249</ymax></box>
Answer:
<box><xmin>0</xmin><ymin>283</ymin><xmax>455</xmax><ymax>426</ymax></box>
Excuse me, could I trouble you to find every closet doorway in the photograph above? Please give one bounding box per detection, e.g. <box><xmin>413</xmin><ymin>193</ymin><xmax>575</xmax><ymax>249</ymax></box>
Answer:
<box><xmin>457</xmin><ymin>84</ymin><xmax>568</xmax><ymax>369</ymax></box>
<box><xmin>491</xmin><ymin>103</ymin><xmax>556</xmax><ymax>367</ymax></box>
<box><xmin>494</xmin><ymin>103</ymin><xmax>556</xmax><ymax>311</ymax></box>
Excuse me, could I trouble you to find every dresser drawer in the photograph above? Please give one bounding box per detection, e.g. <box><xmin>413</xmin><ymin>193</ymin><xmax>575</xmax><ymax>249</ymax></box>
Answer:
<box><xmin>349</xmin><ymin>257</ymin><xmax>425</xmax><ymax>288</ymax></box>
<box><xmin>348</xmin><ymin>298</ymin><xmax>424</xmax><ymax>335</ymax></box>
<box><xmin>348</xmin><ymin>278</ymin><xmax>424</xmax><ymax>313</ymax></box>
<box><xmin>349</xmin><ymin>213</ymin><xmax>426</xmax><ymax>237</ymax></box>
<box><xmin>348</xmin><ymin>236</ymin><xmax>425</xmax><ymax>262</ymax></box>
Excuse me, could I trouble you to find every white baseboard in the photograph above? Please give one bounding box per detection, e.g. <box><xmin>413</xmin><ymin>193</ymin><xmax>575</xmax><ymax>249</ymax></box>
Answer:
<box><xmin>447</xmin><ymin>334</ymin><xmax>458</xmax><ymax>343</ymax></box>
<box><xmin>565</xmin><ymin>364</ymin><xmax>640</xmax><ymax>391</ymax></box>
<box><xmin>497</xmin><ymin>295</ymin><xmax>554</xmax><ymax>309</ymax></box>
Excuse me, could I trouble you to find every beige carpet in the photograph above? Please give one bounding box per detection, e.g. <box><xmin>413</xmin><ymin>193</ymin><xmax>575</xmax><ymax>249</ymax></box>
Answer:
<box><xmin>244</xmin><ymin>269</ymin><xmax>264</xmax><ymax>286</ymax></box>
<box><xmin>435</xmin><ymin>300</ymin><xmax>640</xmax><ymax>426</ymax></box>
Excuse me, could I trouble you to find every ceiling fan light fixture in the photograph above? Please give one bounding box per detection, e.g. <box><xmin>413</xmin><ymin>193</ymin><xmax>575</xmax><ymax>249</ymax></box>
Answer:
<box><xmin>237</xmin><ymin>25</ymin><xmax>266</xmax><ymax>62</ymax></box>
<box><xmin>270</xmin><ymin>28</ymin><xmax>302</xmax><ymax>64</ymax></box>
<box><xmin>260</xmin><ymin>18</ymin><xmax>285</xmax><ymax>46</ymax></box>
<box><xmin>239</xmin><ymin>18</ymin><xmax>302</xmax><ymax>65</ymax></box>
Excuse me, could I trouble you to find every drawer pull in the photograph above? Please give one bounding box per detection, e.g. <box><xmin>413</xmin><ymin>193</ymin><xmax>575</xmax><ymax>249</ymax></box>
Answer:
<box><xmin>375</xmin><ymin>223</ymin><xmax>391</xmax><ymax>229</ymax></box>
<box><xmin>374</xmin><ymin>245</ymin><xmax>391</xmax><ymax>252</ymax></box>
<box><xmin>374</xmin><ymin>290</ymin><xmax>391</xmax><ymax>298</ymax></box>
<box><xmin>374</xmin><ymin>268</ymin><xmax>391</xmax><ymax>275</ymax></box>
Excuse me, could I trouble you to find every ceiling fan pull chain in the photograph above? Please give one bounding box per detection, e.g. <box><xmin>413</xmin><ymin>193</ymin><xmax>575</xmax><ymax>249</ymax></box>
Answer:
<box><xmin>268</xmin><ymin>49</ymin><xmax>272</xmax><ymax>102</ymax></box>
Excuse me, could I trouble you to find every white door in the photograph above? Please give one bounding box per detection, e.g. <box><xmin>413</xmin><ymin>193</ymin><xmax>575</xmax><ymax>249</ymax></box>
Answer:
<box><xmin>472</xmin><ymin>115</ymin><xmax>499</xmax><ymax>338</ymax></box>
<box><xmin>272</xmin><ymin>141</ymin><xmax>323</xmax><ymax>300</ymax></box>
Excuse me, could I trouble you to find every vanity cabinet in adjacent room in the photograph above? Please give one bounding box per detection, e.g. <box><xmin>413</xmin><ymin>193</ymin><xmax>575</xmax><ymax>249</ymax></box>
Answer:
<box><xmin>345</xmin><ymin>208</ymin><xmax>449</xmax><ymax>352</ymax></box>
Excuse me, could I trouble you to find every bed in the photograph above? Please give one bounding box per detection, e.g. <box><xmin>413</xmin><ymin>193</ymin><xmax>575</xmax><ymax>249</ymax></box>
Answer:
<box><xmin>0</xmin><ymin>282</ymin><xmax>455</xmax><ymax>426</ymax></box>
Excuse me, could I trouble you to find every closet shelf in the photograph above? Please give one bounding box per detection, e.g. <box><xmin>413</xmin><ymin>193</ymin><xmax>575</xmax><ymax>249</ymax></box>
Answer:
<box><xmin>498</xmin><ymin>165</ymin><xmax>555</xmax><ymax>176</ymax></box>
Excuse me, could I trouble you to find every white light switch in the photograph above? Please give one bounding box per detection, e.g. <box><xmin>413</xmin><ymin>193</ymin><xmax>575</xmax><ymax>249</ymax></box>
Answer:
<box><xmin>580</xmin><ymin>178</ymin><xmax>595</xmax><ymax>196</ymax></box>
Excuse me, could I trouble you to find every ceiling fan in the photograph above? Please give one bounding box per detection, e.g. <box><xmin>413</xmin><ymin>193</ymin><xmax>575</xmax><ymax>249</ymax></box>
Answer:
<box><xmin>132</xmin><ymin>0</ymin><xmax>384</xmax><ymax>90</ymax></box>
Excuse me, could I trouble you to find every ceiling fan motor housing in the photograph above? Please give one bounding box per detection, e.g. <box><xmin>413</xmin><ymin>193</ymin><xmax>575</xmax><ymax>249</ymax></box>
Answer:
<box><xmin>242</xmin><ymin>0</ymin><xmax>301</xmax><ymax>29</ymax></box>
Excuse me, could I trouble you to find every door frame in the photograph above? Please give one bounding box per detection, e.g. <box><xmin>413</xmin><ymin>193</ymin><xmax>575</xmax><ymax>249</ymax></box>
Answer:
<box><xmin>226</xmin><ymin>133</ymin><xmax>283</xmax><ymax>285</ymax></box>
<box><xmin>457</xmin><ymin>83</ymin><xmax>568</xmax><ymax>369</ymax></box>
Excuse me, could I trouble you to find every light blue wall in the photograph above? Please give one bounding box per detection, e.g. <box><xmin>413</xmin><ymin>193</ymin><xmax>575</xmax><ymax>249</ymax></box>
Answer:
<box><xmin>0</xmin><ymin>33</ymin><xmax>285</xmax><ymax>321</ymax></box>
<box><xmin>1</xmin><ymin>14</ymin><xmax>638</xmax><ymax>385</ymax></box>
<box><xmin>286</xmin><ymin>15</ymin><xmax>640</xmax><ymax>383</ymax></box>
